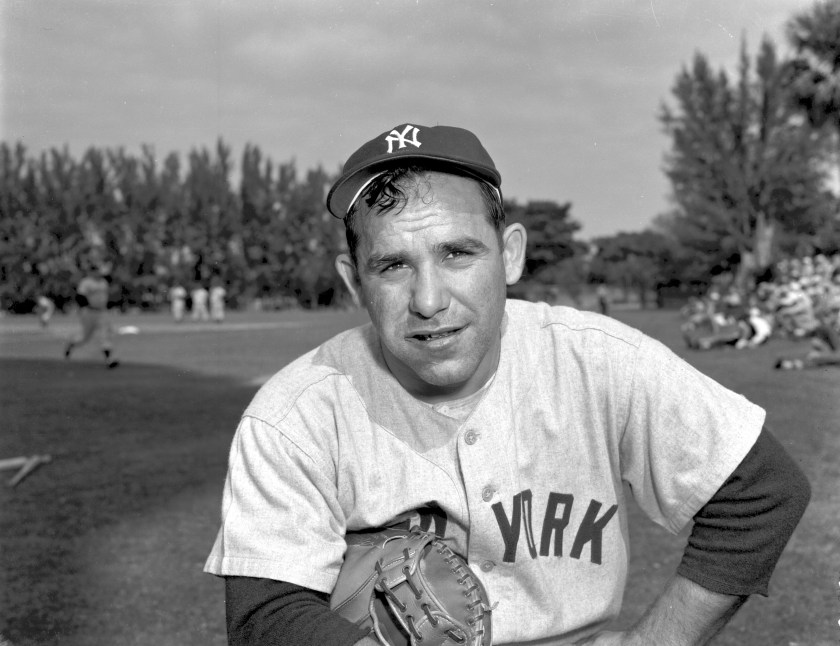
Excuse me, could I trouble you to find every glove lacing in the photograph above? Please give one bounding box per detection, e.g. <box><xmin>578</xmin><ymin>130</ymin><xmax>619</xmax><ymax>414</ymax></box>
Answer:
<box><xmin>373</xmin><ymin>528</ymin><xmax>491</xmax><ymax>644</ymax></box>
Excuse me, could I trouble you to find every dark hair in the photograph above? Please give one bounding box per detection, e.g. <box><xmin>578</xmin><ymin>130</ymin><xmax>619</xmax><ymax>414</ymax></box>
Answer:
<box><xmin>343</xmin><ymin>164</ymin><xmax>505</xmax><ymax>264</ymax></box>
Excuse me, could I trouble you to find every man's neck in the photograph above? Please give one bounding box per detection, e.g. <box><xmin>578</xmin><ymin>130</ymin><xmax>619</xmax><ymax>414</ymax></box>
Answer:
<box><xmin>378</xmin><ymin>336</ymin><xmax>501</xmax><ymax>405</ymax></box>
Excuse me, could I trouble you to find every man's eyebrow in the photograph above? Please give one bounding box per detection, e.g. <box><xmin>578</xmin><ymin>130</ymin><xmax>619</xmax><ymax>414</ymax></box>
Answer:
<box><xmin>435</xmin><ymin>236</ymin><xmax>491</xmax><ymax>255</ymax></box>
<box><xmin>365</xmin><ymin>251</ymin><xmax>407</xmax><ymax>272</ymax></box>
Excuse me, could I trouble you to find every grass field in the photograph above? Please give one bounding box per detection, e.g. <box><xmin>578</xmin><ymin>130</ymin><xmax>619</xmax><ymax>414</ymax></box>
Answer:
<box><xmin>0</xmin><ymin>306</ymin><xmax>837</xmax><ymax>646</ymax></box>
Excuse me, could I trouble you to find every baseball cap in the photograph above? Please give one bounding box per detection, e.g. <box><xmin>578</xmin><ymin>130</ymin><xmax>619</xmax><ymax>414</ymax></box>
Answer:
<box><xmin>326</xmin><ymin>123</ymin><xmax>501</xmax><ymax>218</ymax></box>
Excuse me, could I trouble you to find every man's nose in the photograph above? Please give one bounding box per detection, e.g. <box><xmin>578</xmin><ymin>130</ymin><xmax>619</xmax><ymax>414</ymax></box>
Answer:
<box><xmin>409</xmin><ymin>265</ymin><xmax>450</xmax><ymax>318</ymax></box>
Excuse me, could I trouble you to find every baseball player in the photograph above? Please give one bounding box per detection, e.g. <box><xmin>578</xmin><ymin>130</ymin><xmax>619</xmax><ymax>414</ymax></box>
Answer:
<box><xmin>168</xmin><ymin>282</ymin><xmax>188</xmax><ymax>322</ymax></box>
<box><xmin>191</xmin><ymin>283</ymin><xmax>210</xmax><ymax>321</ymax></box>
<box><xmin>35</xmin><ymin>294</ymin><xmax>56</xmax><ymax>327</ymax></box>
<box><xmin>209</xmin><ymin>279</ymin><xmax>227</xmax><ymax>323</ymax></box>
<box><xmin>64</xmin><ymin>265</ymin><xmax>119</xmax><ymax>368</ymax></box>
<box><xmin>205</xmin><ymin>124</ymin><xmax>810</xmax><ymax>645</ymax></box>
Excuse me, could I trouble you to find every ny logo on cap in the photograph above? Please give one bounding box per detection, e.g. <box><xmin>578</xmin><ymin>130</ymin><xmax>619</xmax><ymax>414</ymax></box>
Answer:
<box><xmin>385</xmin><ymin>125</ymin><xmax>421</xmax><ymax>153</ymax></box>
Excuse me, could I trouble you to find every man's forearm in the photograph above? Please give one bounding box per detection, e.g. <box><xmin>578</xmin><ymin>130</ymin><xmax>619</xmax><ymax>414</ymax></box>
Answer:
<box><xmin>579</xmin><ymin>574</ymin><xmax>747</xmax><ymax>645</ymax></box>
<box><xmin>627</xmin><ymin>574</ymin><xmax>747</xmax><ymax>645</ymax></box>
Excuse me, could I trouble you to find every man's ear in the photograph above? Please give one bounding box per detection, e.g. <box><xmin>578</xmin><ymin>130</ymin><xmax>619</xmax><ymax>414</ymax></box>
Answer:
<box><xmin>335</xmin><ymin>253</ymin><xmax>363</xmax><ymax>307</ymax></box>
<box><xmin>501</xmin><ymin>223</ymin><xmax>527</xmax><ymax>285</ymax></box>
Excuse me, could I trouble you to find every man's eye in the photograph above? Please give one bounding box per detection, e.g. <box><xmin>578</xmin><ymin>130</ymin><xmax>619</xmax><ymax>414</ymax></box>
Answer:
<box><xmin>382</xmin><ymin>262</ymin><xmax>406</xmax><ymax>272</ymax></box>
<box><xmin>446</xmin><ymin>250</ymin><xmax>470</xmax><ymax>259</ymax></box>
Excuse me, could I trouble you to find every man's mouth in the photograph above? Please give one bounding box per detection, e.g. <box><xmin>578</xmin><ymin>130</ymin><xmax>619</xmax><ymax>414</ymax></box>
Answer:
<box><xmin>411</xmin><ymin>327</ymin><xmax>461</xmax><ymax>342</ymax></box>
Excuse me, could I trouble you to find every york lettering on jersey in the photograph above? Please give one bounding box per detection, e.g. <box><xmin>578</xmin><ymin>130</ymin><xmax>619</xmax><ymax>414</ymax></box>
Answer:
<box><xmin>491</xmin><ymin>489</ymin><xmax>618</xmax><ymax>565</ymax></box>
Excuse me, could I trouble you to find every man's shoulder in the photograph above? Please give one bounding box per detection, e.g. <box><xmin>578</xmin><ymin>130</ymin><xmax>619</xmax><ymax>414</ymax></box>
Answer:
<box><xmin>77</xmin><ymin>276</ymin><xmax>103</xmax><ymax>292</ymax></box>
<box><xmin>504</xmin><ymin>298</ymin><xmax>644</xmax><ymax>348</ymax></box>
<box><xmin>247</xmin><ymin>322</ymin><xmax>376</xmax><ymax>422</ymax></box>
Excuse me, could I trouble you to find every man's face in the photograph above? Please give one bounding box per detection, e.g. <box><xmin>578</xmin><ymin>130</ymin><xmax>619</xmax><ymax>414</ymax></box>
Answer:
<box><xmin>337</xmin><ymin>171</ymin><xmax>525</xmax><ymax>401</ymax></box>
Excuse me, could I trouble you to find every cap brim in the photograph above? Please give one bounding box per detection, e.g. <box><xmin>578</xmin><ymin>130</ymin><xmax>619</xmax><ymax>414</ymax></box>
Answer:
<box><xmin>327</xmin><ymin>155</ymin><xmax>500</xmax><ymax>218</ymax></box>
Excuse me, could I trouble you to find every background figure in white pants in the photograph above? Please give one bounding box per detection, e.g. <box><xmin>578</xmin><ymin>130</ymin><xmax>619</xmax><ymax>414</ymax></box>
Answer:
<box><xmin>191</xmin><ymin>284</ymin><xmax>209</xmax><ymax>321</ymax></box>
<box><xmin>209</xmin><ymin>279</ymin><xmax>227</xmax><ymax>323</ymax></box>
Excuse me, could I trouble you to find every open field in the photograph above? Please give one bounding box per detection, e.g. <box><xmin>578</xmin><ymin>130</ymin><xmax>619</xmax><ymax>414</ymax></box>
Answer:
<box><xmin>1</xmin><ymin>306</ymin><xmax>838</xmax><ymax>645</ymax></box>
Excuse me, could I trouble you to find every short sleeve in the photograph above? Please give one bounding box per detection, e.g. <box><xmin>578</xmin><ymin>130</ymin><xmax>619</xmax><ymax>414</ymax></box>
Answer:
<box><xmin>204</xmin><ymin>414</ymin><xmax>348</xmax><ymax>594</ymax></box>
<box><xmin>619</xmin><ymin>335</ymin><xmax>765</xmax><ymax>533</ymax></box>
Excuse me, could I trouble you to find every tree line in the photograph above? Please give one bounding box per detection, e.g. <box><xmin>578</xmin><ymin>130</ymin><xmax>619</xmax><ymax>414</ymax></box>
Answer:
<box><xmin>0</xmin><ymin>140</ymin><xmax>348</xmax><ymax>312</ymax></box>
<box><xmin>0</xmin><ymin>138</ymin><xmax>585</xmax><ymax>312</ymax></box>
<box><xmin>590</xmin><ymin>1</ymin><xmax>840</xmax><ymax>304</ymax></box>
<box><xmin>1</xmin><ymin>1</ymin><xmax>839</xmax><ymax>313</ymax></box>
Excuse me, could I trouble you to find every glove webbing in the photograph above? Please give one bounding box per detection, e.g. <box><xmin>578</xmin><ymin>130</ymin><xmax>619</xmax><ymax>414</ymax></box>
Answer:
<box><xmin>373</xmin><ymin>533</ymin><xmax>489</xmax><ymax>644</ymax></box>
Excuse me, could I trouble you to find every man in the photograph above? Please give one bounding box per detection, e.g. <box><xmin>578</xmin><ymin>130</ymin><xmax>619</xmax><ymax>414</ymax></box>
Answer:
<box><xmin>205</xmin><ymin>124</ymin><xmax>810</xmax><ymax>645</ymax></box>
<box><xmin>775</xmin><ymin>303</ymin><xmax>840</xmax><ymax>369</ymax></box>
<box><xmin>191</xmin><ymin>283</ymin><xmax>210</xmax><ymax>321</ymax></box>
<box><xmin>209</xmin><ymin>278</ymin><xmax>227</xmax><ymax>323</ymax></box>
<box><xmin>35</xmin><ymin>294</ymin><xmax>56</xmax><ymax>327</ymax></box>
<box><xmin>64</xmin><ymin>264</ymin><xmax>119</xmax><ymax>368</ymax></box>
<box><xmin>596</xmin><ymin>284</ymin><xmax>610</xmax><ymax>316</ymax></box>
<box><xmin>168</xmin><ymin>282</ymin><xmax>188</xmax><ymax>322</ymax></box>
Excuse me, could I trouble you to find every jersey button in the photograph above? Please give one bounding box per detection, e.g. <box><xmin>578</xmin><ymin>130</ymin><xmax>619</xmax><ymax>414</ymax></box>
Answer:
<box><xmin>480</xmin><ymin>560</ymin><xmax>495</xmax><ymax>572</ymax></box>
<box><xmin>464</xmin><ymin>430</ymin><xmax>479</xmax><ymax>445</ymax></box>
<box><xmin>481</xmin><ymin>486</ymin><xmax>495</xmax><ymax>502</ymax></box>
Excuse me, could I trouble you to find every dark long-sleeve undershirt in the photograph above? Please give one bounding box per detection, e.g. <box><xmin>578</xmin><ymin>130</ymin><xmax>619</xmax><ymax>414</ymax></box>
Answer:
<box><xmin>676</xmin><ymin>426</ymin><xmax>811</xmax><ymax>596</ymax></box>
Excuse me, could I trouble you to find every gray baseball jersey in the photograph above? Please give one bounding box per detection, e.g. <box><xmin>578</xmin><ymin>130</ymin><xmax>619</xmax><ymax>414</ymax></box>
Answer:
<box><xmin>77</xmin><ymin>275</ymin><xmax>109</xmax><ymax>310</ymax></box>
<box><xmin>205</xmin><ymin>299</ymin><xmax>764</xmax><ymax>644</ymax></box>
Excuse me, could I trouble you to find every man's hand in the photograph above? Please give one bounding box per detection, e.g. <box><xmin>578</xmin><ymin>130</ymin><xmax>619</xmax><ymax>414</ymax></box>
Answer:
<box><xmin>576</xmin><ymin>574</ymin><xmax>748</xmax><ymax>646</ymax></box>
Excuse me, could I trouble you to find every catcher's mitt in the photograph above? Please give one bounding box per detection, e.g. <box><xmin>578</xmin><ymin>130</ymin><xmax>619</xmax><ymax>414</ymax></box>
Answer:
<box><xmin>330</xmin><ymin>526</ymin><xmax>493</xmax><ymax>645</ymax></box>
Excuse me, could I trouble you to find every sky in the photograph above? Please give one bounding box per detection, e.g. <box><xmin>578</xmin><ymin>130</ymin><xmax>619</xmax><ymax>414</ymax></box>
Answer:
<box><xmin>0</xmin><ymin>0</ymin><xmax>816</xmax><ymax>239</ymax></box>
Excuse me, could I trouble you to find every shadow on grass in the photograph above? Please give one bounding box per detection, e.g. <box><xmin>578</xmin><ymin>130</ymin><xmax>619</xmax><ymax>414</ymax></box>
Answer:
<box><xmin>0</xmin><ymin>358</ymin><xmax>254</xmax><ymax>646</ymax></box>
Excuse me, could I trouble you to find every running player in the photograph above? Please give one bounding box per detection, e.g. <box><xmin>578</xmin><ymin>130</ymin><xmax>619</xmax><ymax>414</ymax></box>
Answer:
<box><xmin>64</xmin><ymin>265</ymin><xmax>119</xmax><ymax>368</ymax></box>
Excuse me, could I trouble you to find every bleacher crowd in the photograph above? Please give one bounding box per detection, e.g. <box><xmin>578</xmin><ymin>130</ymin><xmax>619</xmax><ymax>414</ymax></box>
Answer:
<box><xmin>680</xmin><ymin>253</ymin><xmax>840</xmax><ymax>369</ymax></box>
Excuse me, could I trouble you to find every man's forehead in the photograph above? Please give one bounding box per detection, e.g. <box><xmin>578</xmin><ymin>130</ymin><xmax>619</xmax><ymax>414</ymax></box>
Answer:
<box><xmin>350</xmin><ymin>170</ymin><xmax>501</xmax><ymax>263</ymax></box>
<box><xmin>366</xmin><ymin>171</ymin><xmax>487</xmax><ymax>217</ymax></box>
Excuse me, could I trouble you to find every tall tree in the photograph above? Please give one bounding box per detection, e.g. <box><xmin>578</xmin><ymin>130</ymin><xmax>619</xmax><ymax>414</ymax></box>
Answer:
<box><xmin>786</xmin><ymin>1</ymin><xmax>840</xmax><ymax>136</ymax></box>
<box><xmin>279</xmin><ymin>165</ymin><xmax>344</xmax><ymax>307</ymax></box>
<box><xmin>786</xmin><ymin>0</ymin><xmax>840</xmax><ymax>230</ymax></box>
<box><xmin>182</xmin><ymin>140</ymin><xmax>241</xmax><ymax>286</ymax></box>
<box><xmin>505</xmin><ymin>199</ymin><xmax>583</xmax><ymax>279</ymax></box>
<box><xmin>660</xmin><ymin>38</ymin><xmax>833</xmax><ymax>287</ymax></box>
<box><xmin>589</xmin><ymin>230</ymin><xmax>676</xmax><ymax>308</ymax></box>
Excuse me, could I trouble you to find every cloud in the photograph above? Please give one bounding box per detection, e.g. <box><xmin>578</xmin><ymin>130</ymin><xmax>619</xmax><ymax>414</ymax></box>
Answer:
<box><xmin>1</xmin><ymin>0</ymin><xmax>816</xmax><ymax>237</ymax></box>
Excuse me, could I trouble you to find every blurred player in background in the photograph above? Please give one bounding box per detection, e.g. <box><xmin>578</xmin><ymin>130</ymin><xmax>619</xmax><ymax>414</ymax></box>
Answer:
<box><xmin>35</xmin><ymin>294</ymin><xmax>56</xmax><ymax>327</ymax></box>
<box><xmin>191</xmin><ymin>283</ymin><xmax>210</xmax><ymax>321</ymax></box>
<box><xmin>775</xmin><ymin>302</ymin><xmax>840</xmax><ymax>369</ymax></box>
<box><xmin>64</xmin><ymin>265</ymin><xmax>119</xmax><ymax>369</ymax></box>
<box><xmin>168</xmin><ymin>282</ymin><xmax>187</xmax><ymax>322</ymax></box>
<box><xmin>596</xmin><ymin>283</ymin><xmax>610</xmax><ymax>316</ymax></box>
<box><xmin>209</xmin><ymin>278</ymin><xmax>227</xmax><ymax>323</ymax></box>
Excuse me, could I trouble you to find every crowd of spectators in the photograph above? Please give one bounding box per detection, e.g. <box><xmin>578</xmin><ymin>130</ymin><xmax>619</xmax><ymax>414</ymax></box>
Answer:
<box><xmin>679</xmin><ymin>253</ymin><xmax>840</xmax><ymax>369</ymax></box>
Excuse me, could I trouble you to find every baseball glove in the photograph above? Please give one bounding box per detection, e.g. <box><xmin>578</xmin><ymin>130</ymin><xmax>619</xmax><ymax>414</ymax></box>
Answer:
<box><xmin>330</xmin><ymin>526</ymin><xmax>493</xmax><ymax>645</ymax></box>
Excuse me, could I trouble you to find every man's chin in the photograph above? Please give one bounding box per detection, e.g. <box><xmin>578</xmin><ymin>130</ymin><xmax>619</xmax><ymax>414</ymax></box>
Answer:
<box><xmin>404</xmin><ymin>362</ymin><xmax>485</xmax><ymax>399</ymax></box>
<box><xmin>380</xmin><ymin>338</ymin><xmax>491</xmax><ymax>399</ymax></box>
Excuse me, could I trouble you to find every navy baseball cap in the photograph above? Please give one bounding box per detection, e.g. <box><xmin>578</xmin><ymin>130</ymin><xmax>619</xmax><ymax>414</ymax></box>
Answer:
<box><xmin>326</xmin><ymin>123</ymin><xmax>501</xmax><ymax>218</ymax></box>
